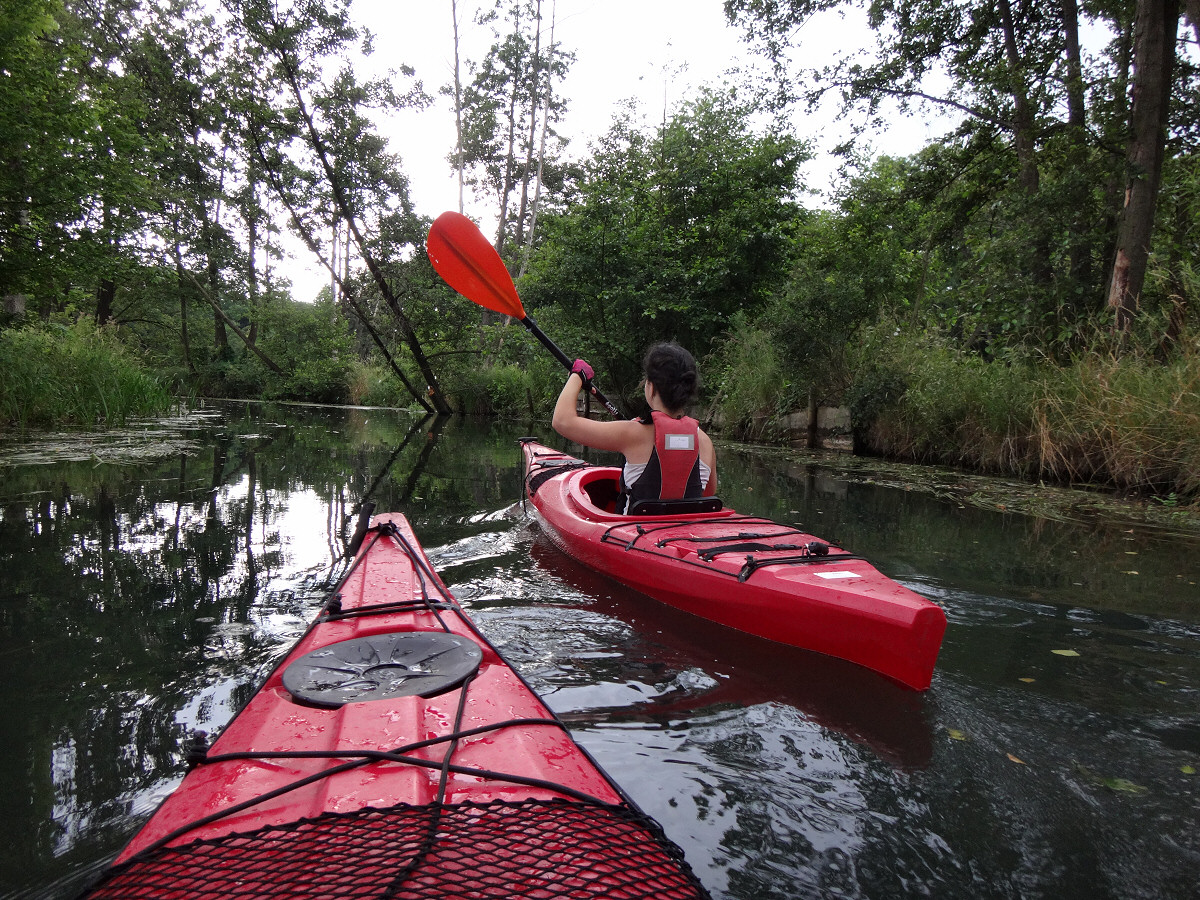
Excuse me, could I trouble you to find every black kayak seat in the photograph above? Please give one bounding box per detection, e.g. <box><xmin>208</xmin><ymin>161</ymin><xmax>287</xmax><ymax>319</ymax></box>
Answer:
<box><xmin>628</xmin><ymin>496</ymin><xmax>724</xmax><ymax>516</ymax></box>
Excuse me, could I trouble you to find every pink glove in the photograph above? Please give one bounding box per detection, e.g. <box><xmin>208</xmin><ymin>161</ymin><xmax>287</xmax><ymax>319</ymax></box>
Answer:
<box><xmin>571</xmin><ymin>358</ymin><xmax>594</xmax><ymax>384</ymax></box>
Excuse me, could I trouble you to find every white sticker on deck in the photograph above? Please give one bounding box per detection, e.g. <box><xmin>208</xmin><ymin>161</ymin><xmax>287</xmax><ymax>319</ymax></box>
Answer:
<box><xmin>815</xmin><ymin>571</ymin><xmax>861</xmax><ymax>579</ymax></box>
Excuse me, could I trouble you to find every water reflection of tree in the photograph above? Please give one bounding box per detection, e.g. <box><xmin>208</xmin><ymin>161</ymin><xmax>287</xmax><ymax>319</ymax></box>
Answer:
<box><xmin>0</xmin><ymin>457</ymin><xmax>267</xmax><ymax>891</ymax></box>
<box><xmin>333</xmin><ymin>413</ymin><xmax>441</xmax><ymax>552</ymax></box>
<box><xmin>0</xmin><ymin>405</ymin><xmax>537</xmax><ymax>894</ymax></box>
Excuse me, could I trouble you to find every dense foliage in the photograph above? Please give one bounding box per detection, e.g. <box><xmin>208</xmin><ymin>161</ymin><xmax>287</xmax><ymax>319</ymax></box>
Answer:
<box><xmin>520</xmin><ymin>88</ymin><xmax>808</xmax><ymax>403</ymax></box>
<box><xmin>0</xmin><ymin>322</ymin><xmax>170</xmax><ymax>427</ymax></box>
<box><xmin>2</xmin><ymin>0</ymin><xmax>1198</xmax><ymax>499</ymax></box>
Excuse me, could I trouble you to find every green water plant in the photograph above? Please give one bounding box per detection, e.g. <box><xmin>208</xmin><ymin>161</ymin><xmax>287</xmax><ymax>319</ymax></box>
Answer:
<box><xmin>847</xmin><ymin>324</ymin><xmax>1041</xmax><ymax>473</ymax></box>
<box><xmin>708</xmin><ymin>316</ymin><xmax>794</xmax><ymax>439</ymax></box>
<box><xmin>1035</xmin><ymin>353</ymin><xmax>1200</xmax><ymax>498</ymax></box>
<box><xmin>0</xmin><ymin>322</ymin><xmax>171</xmax><ymax>429</ymax></box>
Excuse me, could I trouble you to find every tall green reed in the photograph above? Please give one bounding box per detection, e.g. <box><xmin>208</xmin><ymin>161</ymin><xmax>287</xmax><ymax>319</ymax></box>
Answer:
<box><xmin>0</xmin><ymin>322</ymin><xmax>171</xmax><ymax>429</ymax></box>
<box><xmin>847</xmin><ymin>325</ymin><xmax>1200</xmax><ymax>499</ymax></box>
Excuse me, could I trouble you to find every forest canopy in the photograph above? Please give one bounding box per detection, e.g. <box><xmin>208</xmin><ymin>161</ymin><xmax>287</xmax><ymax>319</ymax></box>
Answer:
<box><xmin>2</xmin><ymin>0</ymin><xmax>1198</xmax><ymax>497</ymax></box>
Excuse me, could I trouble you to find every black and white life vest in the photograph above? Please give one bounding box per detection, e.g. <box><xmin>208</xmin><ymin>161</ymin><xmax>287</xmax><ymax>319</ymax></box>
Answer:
<box><xmin>621</xmin><ymin>411</ymin><xmax>704</xmax><ymax>507</ymax></box>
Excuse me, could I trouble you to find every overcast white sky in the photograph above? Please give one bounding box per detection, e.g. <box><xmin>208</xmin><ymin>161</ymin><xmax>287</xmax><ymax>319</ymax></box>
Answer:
<box><xmin>284</xmin><ymin>0</ymin><xmax>957</xmax><ymax>297</ymax></box>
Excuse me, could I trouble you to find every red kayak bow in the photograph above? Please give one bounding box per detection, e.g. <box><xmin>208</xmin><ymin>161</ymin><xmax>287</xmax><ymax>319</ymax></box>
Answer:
<box><xmin>80</xmin><ymin>513</ymin><xmax>709</xmax><ymax>899</ymax></box>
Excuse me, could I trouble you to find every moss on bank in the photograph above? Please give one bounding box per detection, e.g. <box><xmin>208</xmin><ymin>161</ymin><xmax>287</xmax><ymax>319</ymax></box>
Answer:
<box><xmin>724</xmin><ymin>441</ymin><xmax>1200</xmax><ymax>540</ymax></box>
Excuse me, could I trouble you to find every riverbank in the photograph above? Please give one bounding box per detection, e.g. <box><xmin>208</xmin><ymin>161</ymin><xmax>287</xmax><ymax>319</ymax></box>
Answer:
<box><xmin>710</xmin><ymin>327</ymin><xmax>1200</xmax><ymax>511</ymax></box>
<box><xmin>4</xmin><ymin>401</ymin><xmax>1198</xmax><ymax>542</ymax></box>
<box><xmin>725</xmin><ymin>440</ymin><xmax>1200</xmax><ymax>541</ymax></box>
<box><xmin>0</xmin><ymin>322</ymin><xmax>173</xmax><ymax>429</ymax></box>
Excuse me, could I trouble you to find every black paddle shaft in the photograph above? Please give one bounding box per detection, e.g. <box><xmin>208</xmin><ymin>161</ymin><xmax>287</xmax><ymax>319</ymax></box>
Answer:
<box><xmin>520</xmin><ymin>315</ymin><xmax>621</xmax><ymax>418</ymax></box>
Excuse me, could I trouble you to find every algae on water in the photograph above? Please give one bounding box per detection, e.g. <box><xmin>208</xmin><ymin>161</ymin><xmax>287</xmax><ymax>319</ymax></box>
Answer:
<box><xmin>0</xmin><ymin>412</ymin><xmax>218</xmax><ymax>467</ymax></box>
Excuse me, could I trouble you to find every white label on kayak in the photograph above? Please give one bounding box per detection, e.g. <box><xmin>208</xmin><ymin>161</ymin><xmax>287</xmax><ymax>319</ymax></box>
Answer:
<box><xmin>664</xmin><ymin>433</ymin><xmax>695</xmax><ymax>450</ymax></box>
<box><xmin>816</xmin><ymin>571</ymin><xmax>861</xmax><ymax>580</ymax></box>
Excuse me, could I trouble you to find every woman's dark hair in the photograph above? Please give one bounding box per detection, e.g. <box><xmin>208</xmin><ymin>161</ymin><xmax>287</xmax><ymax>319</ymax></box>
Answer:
<box><xmin>643</xmin><ymin>342</ymin><xmax>699</xmax><ymax>412</ymax></box>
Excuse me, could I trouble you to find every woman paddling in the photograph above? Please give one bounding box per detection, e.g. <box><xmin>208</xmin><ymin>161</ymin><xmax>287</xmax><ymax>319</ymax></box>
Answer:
<box><xmin>552</xmin><ymin>342</ymin><xmax>717</xmax><ymax>512</ymax></box>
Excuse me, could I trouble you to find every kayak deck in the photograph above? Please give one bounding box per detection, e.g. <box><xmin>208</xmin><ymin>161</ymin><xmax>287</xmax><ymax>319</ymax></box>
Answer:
<box><xmin>522</xmin><ymin>441</ymin><xmax>946</xmax><ymax>691</ymax></box>
<box><xmin>81</xmin><ymin>513</ymin><xmax>709</xmax><ymax>900</ymax></box>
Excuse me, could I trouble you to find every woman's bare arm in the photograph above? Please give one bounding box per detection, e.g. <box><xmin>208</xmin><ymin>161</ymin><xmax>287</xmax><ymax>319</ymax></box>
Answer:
<box><xmin>552</xmin><ymin>373</ymin><xmax>645</xmax><ymax>454</ymax></box>
<box><xmin>698</xmin><ymin>429</ymin><xmax>718</xmax><ymax>494</ymax></box>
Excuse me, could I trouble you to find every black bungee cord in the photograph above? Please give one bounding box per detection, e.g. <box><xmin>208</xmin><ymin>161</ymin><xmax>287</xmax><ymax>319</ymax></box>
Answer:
<box><xmin>123</xmin><ymin>516</ymin><xmax>614</xmax><ymax>866</ymax></box>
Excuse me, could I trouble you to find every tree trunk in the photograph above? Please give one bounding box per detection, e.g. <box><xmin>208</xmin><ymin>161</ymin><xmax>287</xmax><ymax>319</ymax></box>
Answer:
<box><xmin>247</xmin><ymin>182</ymin><xmax>260</xmax><ymax>345</ymax></box>
<box><xmin>95</xmin><ymin>278</ymin><xmax>115</xmax><ymax>327</ymax></box>
<box><xmin>1099</xmin><ymin>11</ymin><xmax>1136</xmax><ymax>287</ymax></box>
<box><xmin>1061</xmin><ymin>0</ymin><xmax>1086</xmax><ymax>132</ymax></box>
<box><xmin>251</xmin><ymin>132</ymin><xmax>439</xmax><ymax>413</ymax></box>
<box><xmin>518</xmin><ymin>0</ymin><xmax>556</xmax><ymax>280</ymax></box>
<box><xmin>374</xmin><ymin>276</ymin><xmax>455</xmax><ymax>415</ymax></box>
<box><xmin>174</xmin><ymin>245</ymin><xmax>287</xmax><ymax>375</ymax></box>
<box><xmin>998</xmin><ymin>0</ymin><xmax>1041</xmax><ymax>195</ymax></box>
<box><xmin>1061</xmin><ymin>0</ymin><xmax>1093</xmax><ymax>296</ymax></box>
<box><xmin>205</xmin><ymin>142</ymin><xmax>230</xmax><ymax>354</ymax></box>
<box><xmin>340</xmin><ymin>284</ymin><xmax>436</xmax><ymax>415</ymax></box>
<box><xmin>998</xmin><ymin>0</ymin><xmax>1053</xmax><ymax>289</ymax></box>
<box><xmin>175</xmin><ymin>239</ymin><xmax>193</xmax><ymax>373</ymax></box>
<box><xmin>202</xmin><ymin>215</ymin><xmax>229</xmax><ymax>354</ymax></box>
<box><xmin>273</xmin><ymin>52</ymin><xmax>454</xmax><ymax>414</ymax></box>
<box><xmin>514</xmin><ymin>0</ymin><xmax>543</xmax><ymax>251</ymax></box>
<box><xmin>493</xmin><ymin>12</ymin><xmax>524</xmax><ymax>259</ymax></box>
<box><xmin>1106</xmin><ymin>0</ymin><xmax>1179</xmax><ymax>335</ymax></box>
<box><xmin>452</xmin><ymin>0</ymin><xmax>465</xmax><ymax>214</ymax></box>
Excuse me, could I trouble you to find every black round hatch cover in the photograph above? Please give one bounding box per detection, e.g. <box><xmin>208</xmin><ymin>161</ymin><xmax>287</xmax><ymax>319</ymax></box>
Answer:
<box><xmin>282</xmin><ymin>632</ymin><xmax>483</xmax><ymax>708</ymax></box>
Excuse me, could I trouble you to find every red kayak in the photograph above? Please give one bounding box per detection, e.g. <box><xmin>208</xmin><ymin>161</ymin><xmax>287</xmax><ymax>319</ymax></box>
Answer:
<box><xmin>522</xmin><ymin>440</ymin><xmax>947</xmax><ymax>691</ymax></box>
<box><xmin>81</xmin><ymin>512</ymin><xmax>709</xmax><ymax>899</ymax></box>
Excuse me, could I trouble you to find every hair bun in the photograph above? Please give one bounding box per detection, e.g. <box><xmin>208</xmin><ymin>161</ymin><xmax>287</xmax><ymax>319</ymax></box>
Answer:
<box><xmin>643</xmin><ymin>342</ymin><xmax>699</xmax><ymax>412</ymax></box>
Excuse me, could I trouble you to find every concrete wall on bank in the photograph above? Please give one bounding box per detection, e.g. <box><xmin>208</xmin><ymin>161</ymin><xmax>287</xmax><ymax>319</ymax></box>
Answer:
<box><xmin>705</xmin><ymin>406</ymin><xmax>853</xmax><ymax>449</ymax></box>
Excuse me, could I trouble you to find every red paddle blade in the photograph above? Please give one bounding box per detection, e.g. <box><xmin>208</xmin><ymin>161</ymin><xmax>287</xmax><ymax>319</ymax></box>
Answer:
<box><xmin>427</xmin><ymin>211</ymin><xmax>526</xmax><ymax>319</ymax></box>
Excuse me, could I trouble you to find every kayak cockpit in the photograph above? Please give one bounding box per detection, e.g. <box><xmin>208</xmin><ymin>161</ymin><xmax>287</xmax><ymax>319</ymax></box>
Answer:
<box><xmin>576</xmin><ymin>466</ymin><xmax>623</xmax><ymax>513</ymax></box>
<box><xmin>568</xmin><ymin>466</ymin><xmax>735</xmax><ymax>522</ymax></box>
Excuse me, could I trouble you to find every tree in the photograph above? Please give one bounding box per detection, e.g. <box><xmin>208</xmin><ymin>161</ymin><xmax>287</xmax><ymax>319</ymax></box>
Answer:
<box><xmin>455</xmin><ymin>0</ymin><xmax>573</xmax><ymax>259</ymax></box>
<box><xmin>521</xmin><ymin>88</ymin><xmax>807</xmax><ymax>397</ymax></box>
<box><xmin>0</xmin><ymin>0</ymin><xmax>152</xmax><ymax>319</ymax></box>
<box><xmin>130</xmin><ymin>0</ymin><xmax>236</xmax><ymax>357</ymax></box>
<box><xmin>230</xmin><ymin>0</ymin><xmax>452</xmax><ymax>413</ymax></box>
<box><xmin>451</xmin><ymin>0</ymin><xmax>466</xmax><ymax>213</ymax></box>
<box><xmin>1106</xmin><ymin>0</ymin><xmax>1181</xmax><ymax>336</ymax></box>
<box><xmin>726</xmin><ymin>0</ymin><xmax>1199</xmax><ymax>348</ymax></box>
<box><xmin>2</xmin><ymin>0</ymin><xmax>480</xmax><ymax>411</ymax></box>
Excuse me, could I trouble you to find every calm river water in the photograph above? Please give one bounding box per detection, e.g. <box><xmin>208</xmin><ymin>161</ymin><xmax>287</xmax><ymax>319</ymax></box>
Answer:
<box><xmin>1</xmin><ymin>402</ymin><xmax>1197</xmax><ymax>899</ymax></box>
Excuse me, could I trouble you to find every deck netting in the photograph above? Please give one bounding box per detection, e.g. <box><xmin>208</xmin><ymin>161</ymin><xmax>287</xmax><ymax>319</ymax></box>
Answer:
<box><xmin>81</xmin><ymin>797</ymin><xmax>710</xmax><ymax>899</ymax></box>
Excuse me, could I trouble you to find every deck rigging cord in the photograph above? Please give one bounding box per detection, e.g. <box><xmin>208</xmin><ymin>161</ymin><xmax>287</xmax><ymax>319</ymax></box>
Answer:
<box><xmin>129</xmin><ymin>519</ymin><xmax>620</xmax><ymax>864</ymax></box>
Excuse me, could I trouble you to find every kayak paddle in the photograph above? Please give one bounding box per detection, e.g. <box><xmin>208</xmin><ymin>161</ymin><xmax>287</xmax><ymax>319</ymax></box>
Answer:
<box><xmin>427</xmin><ymin>211</ymin><xmax>621</xmax><ymax>418</ymax></box>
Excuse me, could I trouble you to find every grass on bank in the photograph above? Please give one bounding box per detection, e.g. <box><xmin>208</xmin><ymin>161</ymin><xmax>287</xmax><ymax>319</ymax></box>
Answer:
<box><xmin>0</xmin><ymin>322</ymin><xmax>172</xmax><ymax>429</ymax></box>
<box><xmin>712</xmin><ymin>322</ymin><xmax>1200</xmax><ymax>503</ymax></box>
<box><xmin>847</xmin><ymin>327</ymin><xmax>1200</xmax><ymax>501</ymax></box>
<box><xmin>1036</xmin><ymin>355</ymin><xmax>1200</xmax><ymax>498</ymax></box>
<box><xmin>9</xmin><ymin>314</ymin><xmax>1195</xmax><ymax>505</ymax></box>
